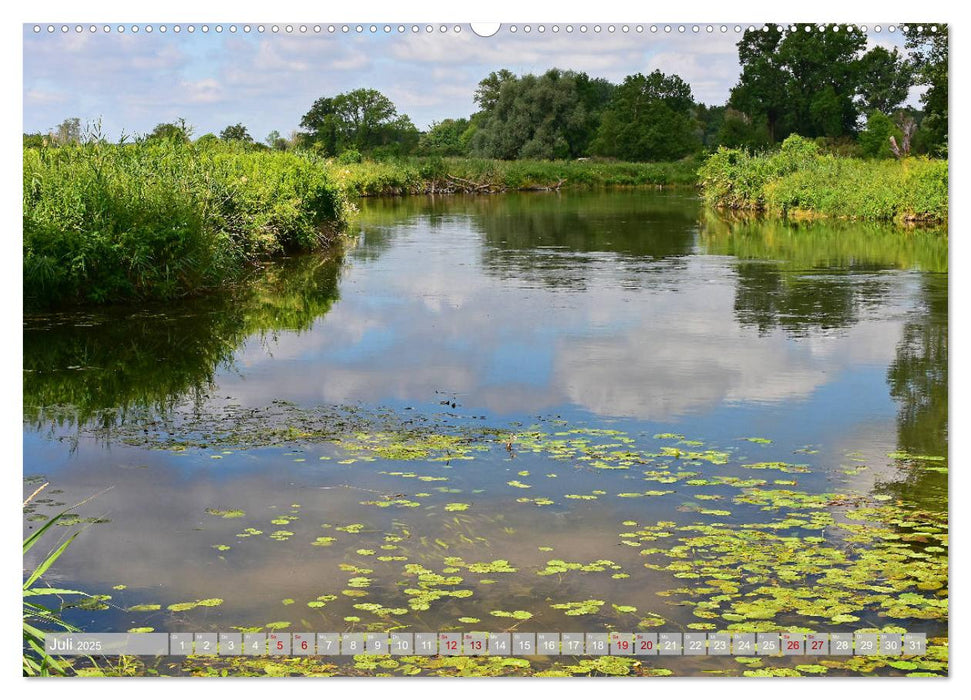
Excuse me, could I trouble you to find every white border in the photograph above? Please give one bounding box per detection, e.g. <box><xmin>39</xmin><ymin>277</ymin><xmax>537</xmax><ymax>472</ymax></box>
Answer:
<box><xmin>5</xmin><ymin>1</ymin><xmax>963</xmax><ymax>698</ymax></box>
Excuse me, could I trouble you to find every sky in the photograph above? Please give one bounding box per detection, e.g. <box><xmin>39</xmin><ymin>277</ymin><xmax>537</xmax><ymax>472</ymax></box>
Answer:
<box><xmin>23</xmin><ymin>23</ymin><xmax>914</xmax><ymax>142</ymax></box>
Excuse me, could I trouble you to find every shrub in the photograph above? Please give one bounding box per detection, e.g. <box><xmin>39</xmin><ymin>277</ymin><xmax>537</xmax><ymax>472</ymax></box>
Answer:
<box><xmin>23</xmin><ymin>142</ymin><xmax>350</xmax><ymax>306</ymax></box>
<box><xmin>698</xmin><ymin>136</ymin><xmax>947</xmax><ymax>223</ymax></box>
<box><xmin>336</xmin><ymin>149</ymin><xmax>363</xmax><ymax>164</ymax></box>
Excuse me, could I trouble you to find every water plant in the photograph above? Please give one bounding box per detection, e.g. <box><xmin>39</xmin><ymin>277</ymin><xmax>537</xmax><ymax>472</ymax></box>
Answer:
<box><xmin>23</xmin><ymin>509</ymin><xmax>85</xmax><ymax>676</ymax></box>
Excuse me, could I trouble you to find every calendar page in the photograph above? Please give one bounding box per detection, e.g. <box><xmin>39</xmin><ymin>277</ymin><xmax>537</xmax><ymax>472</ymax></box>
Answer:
<box><xmin>21</xmin><ymin>11</ymin><xmax>949</xmax><ymax>682</ymax></box>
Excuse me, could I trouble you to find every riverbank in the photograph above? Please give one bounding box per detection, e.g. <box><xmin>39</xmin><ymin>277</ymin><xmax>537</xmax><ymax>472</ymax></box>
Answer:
<box><xmin>24</xmin><ymin>143</ymin><xmax>350</xmax><ymax>307</ymax></box>
<box><xmin>330</xmin><ymin>156</ymin><xmax>701</xmax><ymax>196</ymax></box>
<box><xmin>23</xmin><ymin>145</ymin><xmax>700</xmax><ymax>307</ymax></box>
<box><xmin>25</xmin><ymin>139</ymin><xmax>947</xmax><ymax>308</ymax></box>
<box><xmin>698</xmin><ymin>135</ymin><xmax>948</xmax><ymax>225</ymax></box>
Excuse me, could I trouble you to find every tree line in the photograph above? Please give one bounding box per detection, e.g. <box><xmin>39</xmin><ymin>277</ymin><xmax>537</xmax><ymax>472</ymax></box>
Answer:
<box><xmin>25</xmin><ymin>24</ymin><xmax>947</xmax><ymax>160</ymax></box>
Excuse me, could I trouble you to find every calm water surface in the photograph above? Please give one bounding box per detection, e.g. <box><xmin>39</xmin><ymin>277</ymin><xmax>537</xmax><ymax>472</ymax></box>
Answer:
<box><xmin>23</xmin><ymin>191</ymin><xmax>947</xmax><ymax>672</ymax></box>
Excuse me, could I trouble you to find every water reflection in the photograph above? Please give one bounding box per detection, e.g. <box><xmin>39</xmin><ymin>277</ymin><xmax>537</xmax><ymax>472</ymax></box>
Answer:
<box><xmin>886</xmin><ymin>272</ymin><xmax>948</xmax><ymax>509</ymax></box>
<box><xmin>24</xmin><ymin>193</ymin><xmax>949</xmax><ymax>429</ymax></box>
<box><xmin>23</xmin><ymin>192</ymin><xmax>948</xmax><ymax>662</ymax></box>
<box><xmin>24</xmin><ymin>254</ymin><xmax>343</xmax><ymax>429</ymax></box>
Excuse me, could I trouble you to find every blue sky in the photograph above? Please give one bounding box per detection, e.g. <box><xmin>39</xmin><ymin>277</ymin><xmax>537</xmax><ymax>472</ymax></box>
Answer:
<box><xmin>23</xmin><ymin>23</ymin><xmax>913</xmax><ymax>142</ymax></box>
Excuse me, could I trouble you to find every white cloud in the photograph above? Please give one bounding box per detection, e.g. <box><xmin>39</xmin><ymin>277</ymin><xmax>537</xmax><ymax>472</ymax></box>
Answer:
<box><xmin>21</xmin><ymin>25</ymin><xmax>927</xmax><ymax>139</ymax></box>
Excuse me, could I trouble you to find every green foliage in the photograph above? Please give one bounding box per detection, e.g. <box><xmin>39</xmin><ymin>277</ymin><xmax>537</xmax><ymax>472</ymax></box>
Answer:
<box><xmin>699</xmin><ymin>135</ymin><xmax>947</xmax><ymax>223</ymax></box>
<box><xmin>337</xmin><ymin>148</ymin><xmax>363</xmax><ymax>164</ymax></box>
<box><xmin>730</xmin><ymin>24</ymin><xmax>890</xmax><ymax>141</ymax></box>
<box><xmin>145</xmin><ymin>119</ymin><xmax>192</xmax><ymax>144</ymax></box>
<box><xmin>300</xmin><ymin>89</ymin><xmax>419</xmax><ymax>157</ymax></box>
<box><xmin>23</xmin><ymin>141</ymin><xmax>350</xmax><ymax>306</ymax></box>
<box><xmin>330</xmin><ymin>156</ymin><xmax>700</xmax><ymax>197</ymax></box>
<box><xmin>219</xmin><ymin>123</ymin><xmax>253</xmax><ymax>142</ymax></box>
<box><xmin>859</xmin><ymin>112</ymin><xmax>902</xmax><ymax>159</ymax></box>
<box><xmin>469</xmin><ymin>69</ymin><xmax>615</xmax><ymax>159</ymax></box>
<box><xmin>23</xmin><ymin>510</ymin><xmax>87</xmax><ymax>676</ymax></box>
<box><xmin>716</xmin><ymin>108</ymin><xmax>771</xmax><ymax>150</ymax></box>
<box><xmin>592</xmin><ymin>71</ymin><xmax>701</xmax><ymax>161</ymax></box>
<box><xmin>904</xmin><ymin>25</ymin><xmax>948</xmax><ymax>154</ymax></box>
<box><xmin>856</xmin><ymin>46</ymin><xmax>913</xmax><ymax>115</ymax></box>
<box><xmin>417</xmin><ymin>118</ymin><xmax>470</xmax><ymax>156</ymax></box>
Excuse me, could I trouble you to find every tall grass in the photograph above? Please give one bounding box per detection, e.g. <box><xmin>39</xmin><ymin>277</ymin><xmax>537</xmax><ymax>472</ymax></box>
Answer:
<box><xmin>24</xmin><ymin>142</ymin><xmax>351</xmax><ymax>306</ymax></box>
<box><xmin>698</xmin><ymin>135</ymin><xmax>948</xmax><ymax>224</ymax></box>
<box><xmin>23</xmin><ymin>503</ymin><xmax>86</xmax><ymax>676</ymax></box>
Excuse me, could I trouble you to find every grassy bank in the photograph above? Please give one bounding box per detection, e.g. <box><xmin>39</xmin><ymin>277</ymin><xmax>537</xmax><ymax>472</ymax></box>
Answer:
<box><xmin>698</xmin><ymin>135</ymin><xmax>948</xmax><ymax>224</ymax></box>
<box><xmin>24</xmin><ymin>143</ymin><xmax>350</xmax><ymax>306</ymax></box>
<box><xmin>23</xmin><ymin>145</ymin><xmax>698</xmax><ymax>306</ymax></box>
<box><xmin>330</xmin><ymin>156</ymin><xmax>701</xmax><ymax>197</ymax></box>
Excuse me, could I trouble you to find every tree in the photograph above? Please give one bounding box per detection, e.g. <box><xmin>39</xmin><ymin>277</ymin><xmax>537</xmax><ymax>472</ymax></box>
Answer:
<box><xmin>265</xmin><ymin>130</ymin><xmax>289</xmax><ymax>150</ymax></box>
<box><xmin>716</xmin><ymin>108</ymin><xmax>771</xmax><ymax>150</ymax></box>
<box><xmin>858</xmin><ymin>111</ymin><xmax>902</xmax><ymax>158</ymax></box>
<box><xmin>469</xmin><ymin>69</ymin><xmax>614</xmax><ymax>160</ymax></box>
<box><xmin>418</xmin><ymin>118</ymin><xmax>470</xmax><ymax>156</ymax></box>
<box><xmin>300</xmin><ymin>96</ymin><xmax>340</xmax><ymax>154</ymax></box>
<box><xmin>23</xmin><ymin>132</ymin><xmax>47</xmax><ymax>148</ymax></box>
<box><xmin>729</xmin><ymin>28</ymin><xmax>788</xmax><ymax>142</ymax></box>
<box><xmin>856</xmin><ymin>46</ymin><xmax>913</xmax><ymax>115</ymax></box>
<box><xmin>591</xmin><ymin>71</ymin><xmax>701</xmax><ymax>161</ymax></box>
<box><xmin>146</xmin><ymin>118</ymin><xmax>192</xmax><ymax>143</ymax></box>
<box><xmin>904</xmin><ymin>24</ymin><xmax>948</xmax><ymax>154</ymax></box>
<box><xmin>300</xmin><ymin>89</ymin><xmax>418</xmax><ymax>156</ymax></box>
<box><xmin>220</xmin><ymin>123</ymin><xmax>253</xmax><ymax>142</ymax></box>
<box><xmin>777</xmin><ymin>25</ymin><xmax>867</xmax><ymax>137</ymax></box>
<box><xmin>50</xmin><ymin>117</ymin><xmax>81</xmax><ymax>145</ymax></box>
<box><xmin>729</xmin><ymin>24</ymin><xmax>871</xmax><ymax>141</ymax></box>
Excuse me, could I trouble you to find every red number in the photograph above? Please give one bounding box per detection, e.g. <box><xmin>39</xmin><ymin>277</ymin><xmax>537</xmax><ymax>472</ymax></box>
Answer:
<box><xmin>787</xmin><ymin>641</ymin><xmax>800</xmax><ymax>650</ymax></box>
<box><xmin>811</xmin><ymin>640</ymin><xmax>822</xmax><ymax>650</ymax></box>
<box><xmin>301</xmin><ymin>641</ymin><xmax>308</xmax><ymax>650</ymax></box>
<box><xmin>447</xmin><ymin>640</ymin><xmax>458</xmax><ymax>651</ymax></box>
<box><xmin>276</xmin><ymin>641</ymin><xmax>283</xmax><ymax>650</ymax></box>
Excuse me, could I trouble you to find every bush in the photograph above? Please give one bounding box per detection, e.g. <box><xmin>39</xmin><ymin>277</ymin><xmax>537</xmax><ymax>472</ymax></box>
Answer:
<box><xmin>698</xmin><ymin>135</ymin><xmax>947</xmax><ymax>223</ymax></box>
<box><xmin>23</xmin><ymin>142</ymin><xmax>351</xmax><ymax>306</ymax></box>
<box><xmin>336</xmin><ymin>149</ymin><xmax>363</xmax><ymax>164</ymax></box>
<box><xmin>858</xmin><ymin>112</ymin><xmax>902</xmax><ymax>159</ymax></box>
